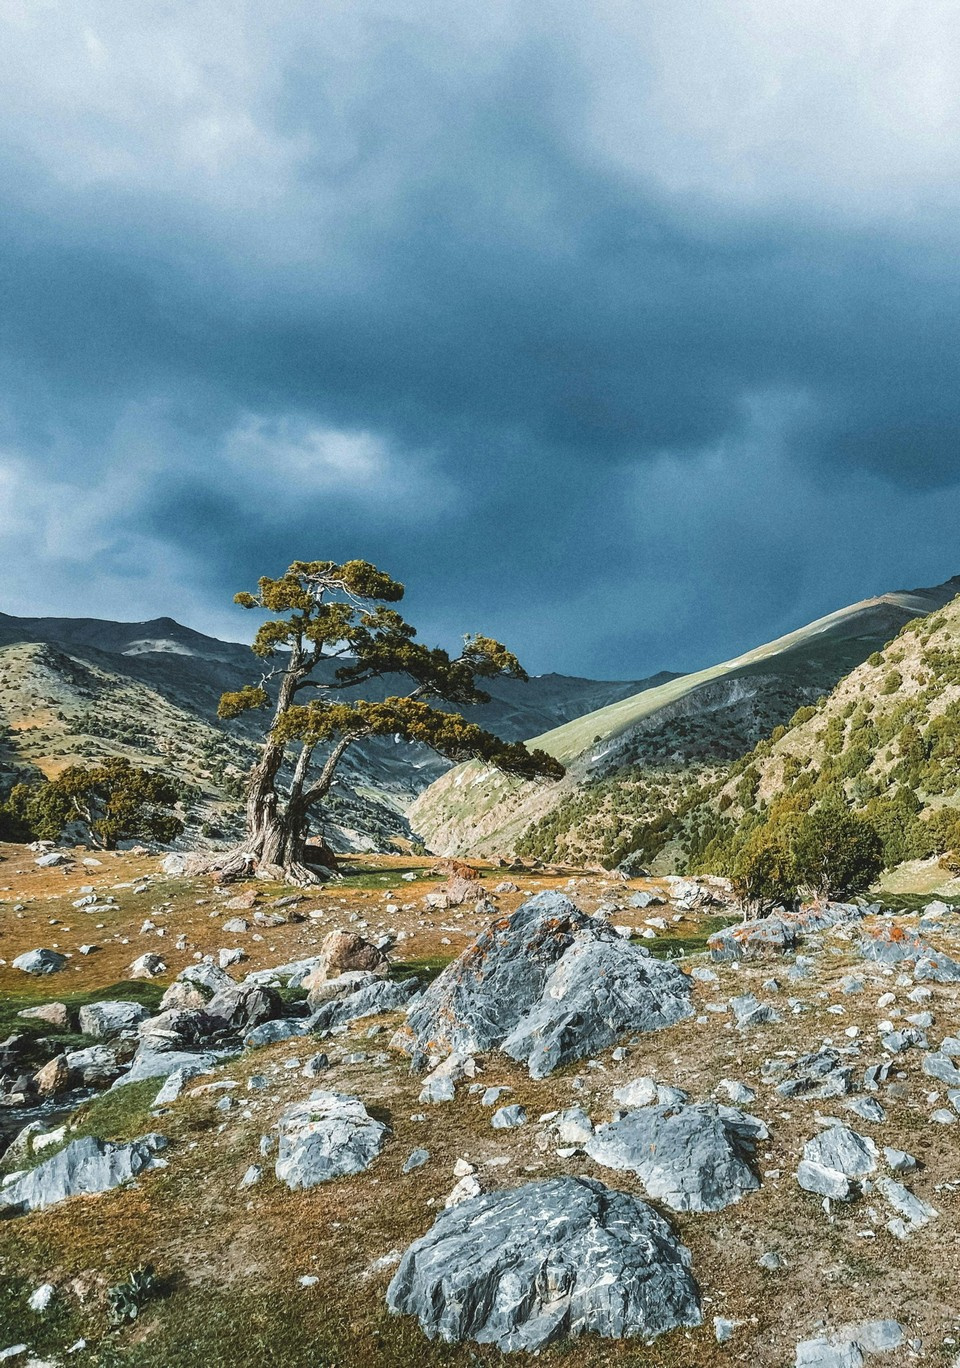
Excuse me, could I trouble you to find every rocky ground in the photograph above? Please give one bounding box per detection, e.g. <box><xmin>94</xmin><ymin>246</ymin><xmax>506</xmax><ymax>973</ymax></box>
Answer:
<box><xmin>1</xmin><ymin>843</ymin><xmax>960</xmax><ymax>1367</ymax></box>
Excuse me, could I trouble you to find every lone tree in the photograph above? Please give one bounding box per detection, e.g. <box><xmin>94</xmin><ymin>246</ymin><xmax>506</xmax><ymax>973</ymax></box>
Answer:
<box><xmin>217</xmin><ymin>559</ymin><xmax>565</xmax><ymax>885</ymax></box>
<box><xmin>4</xmin><ymin>759</ymin><xmax>184</xmax><ymax>850</ymax></box>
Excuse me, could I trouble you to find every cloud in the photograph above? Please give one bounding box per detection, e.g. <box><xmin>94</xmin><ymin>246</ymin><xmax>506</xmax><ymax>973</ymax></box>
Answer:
<box><xmin>2</xmin><ymin>2</ymin><xmax>960</xmax><ymax>673</ymax></box>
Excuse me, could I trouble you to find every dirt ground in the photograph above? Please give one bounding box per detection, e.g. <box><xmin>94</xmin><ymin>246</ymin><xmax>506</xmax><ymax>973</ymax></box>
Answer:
<box><xmin>2</xmin><ymin>844</ymin><xmax>960</xmax><ymax>1368</ymax></box>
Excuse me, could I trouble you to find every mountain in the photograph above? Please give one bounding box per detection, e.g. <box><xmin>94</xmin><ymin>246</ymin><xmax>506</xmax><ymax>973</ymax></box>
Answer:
<box><xmin>0</xmin><ymin>611</ymin><xmax>668</xmax><ymax>852</ymax></box>
<box><xmin>676</xmin><ymin>587</ymin><xmax>960</xmax><ymax>888</ymax></box>
<box><xmin>410</xmin><ymin>575</ymin><xmax>960</xmax><ymax>862</ymax></box>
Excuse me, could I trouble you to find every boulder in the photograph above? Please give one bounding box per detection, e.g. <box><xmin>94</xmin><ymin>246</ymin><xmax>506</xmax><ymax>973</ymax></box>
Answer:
<box><xmin>386</xmin><ymin>1176</ymin><xmax>701</xmax><ymax>1351</ymax></box>
<box><xmin>13</xmin><ymin>949</ymin><xmax>67</xmax><ymax>976</ymax></box>
<box><xmin>397</xmin><ymin>892</ymin><xmax>691</xmax><ymax>1078</ymax></box>
<box><xmin>33</xmin><ymin>1054</ymin><xmax>70</xmax><ymax>1097</ymax></box>
<box><xmin>708</xmin><ymin>918</ymin><xmax>799</xmax><ymax>961</ymax></box>
<box><xmin>159</xmin><ymin>982</ymin><xmax>207</xmax><ymax>1012</ymax></box>
<box><xmin>204</xmin><ymin>983</ymin><xmax>282</xmax><ymax>1032</ymax></box>
<box><xmin>501</xmin><ymin>936</ymin><xmax>692</xmax><ymax>1079</ymax></box>
<box><xmin>116</xmin><ymin>1048</ymin><xmax>220</xmax><ymax>1087</ymax></box>
<box><xmin>308</xmin><ymin>931</ymin><xmax>390</xmax><ymax>984</ymax></box>
<box><xmin>275</xmin><ymin>1090</ymin><xmax>389</xmax><ymax>1188</ymax></box>
<box><xmin>306</xmin><ymin>969</ymin><xmax>377</xmax><ymax>1010</ymax></box>
<box><xmin>65</xmin><ymin>1043</ymin><xmax>125</xmax><ymax>1085</ymax></box>
<box><xmin>178</xmin><ymin>961</ymin><xmax>233</xmax><ymax>996</ymax></box>
<box><xmin>0</xmin><ymin>1134</ymin><xmax>167</xmax><ymax>1214</ymax></box>
<box><xmin>244</xmin><ymin>1018</ymin><xmax>315</xmax><ymax>1049</ymax></box>
<box><xmin>796</xmin><ymin>1125</ymin><xmax>877</xmax><ymax>1201</ymax></box>
<box><xmin>17</xmin><ymin>1002</ymin><xmax>69</xmax><ymax>1028</ymax></box>
<box><xmin>585</xmin><ymin>1103</ymin><xmax>763</xmax><ymax>1212</ymax></box>
<box><xmin>128</xmin><ymin>953</ymin><xmax>166</xmax><ymax>979</ymax></box>
<box><xmin>137</xmin><ymin>1009</ymin><xmax>219</xmax><ymax>1053</ymax></box>
<box><xmin>78</xmin><ymin>1001</ymin><xmax>150</xmax><ymax>1039</ymax></box>
<box><xmin>310</xmin><ymin>977</ymin><xmax>419</xmax><ymax>1032</ymax></box>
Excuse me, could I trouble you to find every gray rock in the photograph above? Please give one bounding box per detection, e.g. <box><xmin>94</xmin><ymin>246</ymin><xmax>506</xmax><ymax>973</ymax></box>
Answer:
<box><xmin>386</xmin><ymin>1176</ymin><xmax>701</xmax><ymax>1351</ymax></box>
<box><xmin>310</xmin><ymin>977</ymin><xmax>419</xmax><ymax>1032</ymax></box>
<box><xmin>305</xmin><ymin>969</ymin><xmax>377</xmax><ymax>1009</ymax></box>
<box><xmin>876</xmin><ymin>1176</ymin><xmax>936</xmax><ymax>1230</ymax></box>
<box><xmin>480</xmin><ymin>1086</ymin><xmax>511</xmax><ymax>1107</ymax></box>
<box><xmin>244</xmin><ymin>1017</ymin><xmax>314</xmax><ymax>1050</ymax></box>
<box><xmin>204</xmin><ymin>983</ymin><xmax>282</xmax><ymax>1031</ymax></box>
<box><xmin>65</xmin><ymin>1043</ymin><xmax>124</xmax><ymax>1085</ymax></box>
<box><xmin>138</xmin><ymin>1009</ymin><xmax>219</xmax><ymax>1053</ymax></box>
<box><xmin>129</xmin><ymin>952</ymin><xmax>166</xmax><ymax>979</ymax></box>
<box><xmin>796</xmin><ymin>1125</ymin><xmax>876</xmax><ymax>1201</ymax></box>
<box><xmin>836</xmin><ymin>1320</ymin><xmax>903</xmax><ymax>1353</ymax></box>
<box><xmin>585</xmin><ymin>1103</ymin><xmax>763</xmax><ymax>1212</ymax></box>
<box><xmin>116</xmin><ymin>1047</ymin><xmax>219</xmax><ymax>1087</ymax></box>
<box><xmin>398</xmin><ymin>892</ymin><xmax>692</xmax><ymax>1077</ymax></box>
<box><xmin>769</xmin><ymin>1049</ymin><xmax>853</xmax><ymax>1099</ymax></box>
<box><xmin>718</xmin><ymin>1079</ymin><xmax>757</xmax><ymax>1105</ymax></box>
<box><xmin>729</xmin><ymin>993</ymin><xmax>780</xmax><ymax>1028</ymax></box>
<box><xmin>0</xmin><ymin>1134</ymin><xmax>167</xmax><ymax>1213</ymax></box>
<box><xmin>883</xmin><ymin>1146</ymin><xmax>917</xmax><ymax>1174</ymax></box>
<box><xmin>846</xmin><ymin>1097</ymin><xmax>886</xmax><ymax>1124</ymax></box>
<box><xmin>178</xmin><ymin>961</ymin><xmax>233</xmax><ymax>996</ymax></box>
<box><xmin>153</xmin><ymin>1063</ymin><xmax>213</xmax><ymax>1104</ymax></box>
<box><xmin>403</xmin><ymin>1147</ymin><xmax>430</xmax><ymax>1173</ymax></box>
<box><xmin>419</xmin><ymin>1075</ymin><xmax>456</xmax><ymax>1104</ymax></box>
<box><xmin>77</xmin><ymin>1000</ymin><xmax>149</xmax><ymax>1039</ymax></box>
<box><xmin>500</xmin><ymin>936</ymin><xmax>693</xmax><ymax>1080</ymax></box>
<box><xmin>709</xmin><ymin>918</ymin><xmax>798</xmax><ymax>961</ymax></box>
<box><xmin>795</xmin><ymin>1338</ymin><xmax>864</xmax><ymax>1368</ymax></box>
<box><xmin>491</xmin><ymin>1104</ymin><xmax>527</xmax><ymax>1129</ymax></box>
<box><xmin>13</xmin><ymin>949</ymin><xmax>67</xmax><ymax>976</ymax></box>
<box><xmin>275</xmin><ymin>1090</ymin><xmax>389</xmax><ymax>1188</ymax></box>
<box><xmin>554</xmin><ymin>1106</ymin><xmax>594</xmax><ymax>1144</ymax></box>
<box><xmin>923</xmin><ymin>1052</ymin><xmax>960</xmax><ymax>1086</ymax></box>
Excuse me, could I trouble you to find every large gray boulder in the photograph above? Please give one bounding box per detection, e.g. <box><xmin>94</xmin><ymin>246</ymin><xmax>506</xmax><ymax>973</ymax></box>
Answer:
<box><xmin>585</xmin><ymin>1103</ymin><xmax>763</xmax><ymax>1212</ymax></box>
<box><xmin>386</xmin><ymin>1176</ymin><xmax>701</xmax><ymax>1351</ymax></box>
<box><xmin>397</xmin><ymin>892</ymin><xmax>692</xmax><ymax>1076</ymax></box>
<box><xmin>13</xmin><ymin>949</ymin><xmax>67</xmax><ymax>975</ymax></box>
<box><xmin>65</xmin><ymin>1043</ymin><xmax>125</xmax><ymax>1085</ymax></box>
<box><xmin>275</xmin><ymin>1090</ymin><xmax>389</xmax><ymax>1188</ymax></box>
<box><xmin>78</xmin><ymin>1000</ymin><xmax>149</xmax><ymax>1038</ymax></box>
<box><xmin>0</xmin><ymin>1134</ymin><xmax>167</xmax><ymax>1213</ymax></box>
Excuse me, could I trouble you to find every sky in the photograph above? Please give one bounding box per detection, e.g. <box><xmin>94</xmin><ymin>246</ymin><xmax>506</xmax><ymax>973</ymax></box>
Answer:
<box><xmin>3</xmin><ymin>1</ymin><xmax>960</xmax><ymax>679</ymax></box>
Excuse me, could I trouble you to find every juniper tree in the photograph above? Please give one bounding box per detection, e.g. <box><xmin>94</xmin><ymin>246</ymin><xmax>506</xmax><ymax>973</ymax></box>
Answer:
<box><xmin>217</xmin><ymin>559</ymin><xmax>564</xmax><ymax>884</ymax></box>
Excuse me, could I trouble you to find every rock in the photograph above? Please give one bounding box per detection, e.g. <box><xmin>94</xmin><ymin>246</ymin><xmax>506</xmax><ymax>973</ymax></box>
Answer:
<box><xmin>876</xmin><ymin>1176</ymin><xmax>936</xmax><ymax>1231</ymax></box>
<box><xmin>714</xmin><ymin>1316</ymin><xmax>741</xmax><ymax>1343</ymax></box>
<box><xmin>846</xmin><ymin>1097</ymin><xmax>886</xmax><ymax>1124</ymax></box>
<box><xmin>768</xmin><ymin>1049</ymin><xmax>854</xmax><ymax>1099</ymax></box>
<box><xmin>117</xmin><ymin>1048</ymin><xmax>219</xmax><ymax>1087</ymax></box>
<box><xmin>129</xmin><ymin>953</ymin><xmax>166</xmax><ymax>979</ymax></box>
<box><xmin>13</xmin><ymin>949</ymin><xmax>67</xmax><ymax>976</ymax></box>
<box><xmin>386</xmin><ymin>1176</ymin><xmax>701</xmax><ymax>1350</ymax></box>
<box><xmin>218</xmin><ymin>948</ymin><xmax>246</xmax><ymax>969</ymax></box>
<box><xmin>153</xmin><ymin>1064</ymin><xmax>213</xmax><ymax>1104</ymax></box>
<box><xmin>310</xmin><ymin>930</ymin><xmax>390</xmax><ymax>983</ymax></box>
<box><xmin>403</xmin><ymin>1148</ymin><xmax>430</xmax><ymax>1173</ymax></box>
<box><xmin>709</xmin><ymin>918</ymin><xmax>799</xmax><ymax>961</ymax></box>
<box><xmin>178</xmin><ymin>962</ymin><xmax>232</xmax><ymax>996</ymax></box>
<box><xmin>65</xmin><ymin>1043</ymin><xmax>124</xmax><ymax>1085</ymax></box>
<box><xmin>795</xmin><ymin>1338</ymin><xmax>864</xmax><ymax>1368</ymax></box>
<box><xmin>239</xmin><ymin>1165</ymin><xmax>261</xmax><ymax>1189</ymax></box>
<box><xmin>310</xmin><ymin>977</ymin><xmax>418</xmax><ymax>1032</ymax></box>
<box><xmin>302</xmin><ymin>1053</ymin><xmax>330</xmax><ymax>1077</ymax></box>
<box><xmin>837</xmin><ymin>1320</ymin><xmax>904</xmax><ymax>1353</ymax></box>
<box><xmin>613</xmin><ymin>1077</ymin><xmax>659</xmax><ymax>1108</ymax></box>
<box><xmin>796</xmin><ymin>1125</ymin><xmax>877</xmax><ymax>1201</ymax></box>
<box><xmin>480</xmin><ymin>1086</ymin><xmax>511</xmax><ymax>1107</ymax></box>
<box><xmin>305</xmin><ymin>969</ymin><xmax>377</xmax><ymax>1010</ymax></box>
<box><xmin>275</xmin><ymin>1090</ymin><xmax>389</xmax><ymax>1188</ymax></box>
<box><xmin>138</xmin><ymin>1009</ymin><xmax>219</xmax><ymax>1053</ymax></box>
<box><xmin>0</xmin><ymin>1134</ymin><xmax>167</xmax><ymax>1214</ymax></box>
<box><xmin>33</xmin><ymin>1055</ymin><xmax>69</xmax><ymax>1097</ymax></box>
<box><xmin>221</xmin><ymin>917</ymin><xmax>249</xmax><ymax>934</ymax></box>
<box><xmin>78</xmin><ymin>1001</ymin><xmax>149</xmax><ymax>1038</ymax></box>
<box><xmin>491</xmin><ymin>1104</ymin><xmax>527</xmax><ymax>1129</ymax></box>
<box><xmin>35</xmin><ymin>851</ymin><xmax>69</xmax><ymax>867</ymax></box>
<box><xmin>398</xmin><ymin>892</ymin><xmax>692</xmax><ymax>1077</ymax></box>
<box><xmin>554</xmin><ymin>1106</ymin><xmax>594</xmax><ymax>1144</ymax></box>
<box><xmin>244</xmin><ymin>1018</ymin><xmax>313</xmax><ymax>1049</ymax></box>
<box><xmin>28</xmin><ymin>1283</ymin><xmax>55</xmax><ymax>1312</ymax></box>
<box><xmin>17</xmin><ymin>1003</ymin><xmax>68</xmax><ymax>1028</ymax></box>
<box><xmin>585</xmin><ymin>1103</ymin><xmax>763</xmax><ymax>1212</ymax></box>
<box><xmin>883</xmin><ymin>1146</ymin><xmax>917</xmax><ymax>1174</ymax></box>
<box><xmin>729</xmin><ymin>993</ymin><xmax>780</xmax><ymax>1028</ymax></box>
<box><xmin>718</xmin><ymin>1079</ymin><xmax>757</xmax><ymax>1105</ymax></box>
<box><xmin>419</xmin><ymin>1075</ymin><xmax>456</xmax><ymax>1104</ymax></box>
<box><xmin>159</xmin><ymin>982</ymin><xmax>207</xmax><ymax>1012</ymax></box>
<box><xmin>445</xmin><ymin>1173</ymin><xmax>482</xmax><ymax>1206</ymax></box>
<box><xmin>923</xmin><ymin>1052</ymin><xmax>960</xmax><ymax>1086</ymax></box>
<box><xmin>204</xmin><ymin>983</ymin><xmax>282</xmax><ymax>1032</ymax></box>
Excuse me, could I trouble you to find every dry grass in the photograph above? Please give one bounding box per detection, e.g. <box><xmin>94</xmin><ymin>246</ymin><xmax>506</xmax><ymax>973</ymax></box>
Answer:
<box><xmin>3</xmin><ymin>847</ymin><xmax>960</xmax><ymax>1365</ymax></box>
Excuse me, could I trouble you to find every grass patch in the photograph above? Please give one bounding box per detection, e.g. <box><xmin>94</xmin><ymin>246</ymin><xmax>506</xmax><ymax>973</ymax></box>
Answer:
<box><xmin>390</xmin><ymin>955</ymin><xmax>453</xmax><ymax>985</ymax></box>
<box><xmin>642</xmin><ymin>915</ymin><xmax>736</xmax><ymax>960</ymax></box>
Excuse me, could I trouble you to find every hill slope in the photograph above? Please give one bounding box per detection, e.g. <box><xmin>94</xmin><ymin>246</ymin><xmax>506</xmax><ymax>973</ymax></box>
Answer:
<box><xmin>0</xmin><ymin>612</ymin><xmax>667</xmax><ymax>852</ymax></box>
<box><xmin>411</xmin><ymin>575</ymin><xmax>960</xmax><ymax>861</ymax></box>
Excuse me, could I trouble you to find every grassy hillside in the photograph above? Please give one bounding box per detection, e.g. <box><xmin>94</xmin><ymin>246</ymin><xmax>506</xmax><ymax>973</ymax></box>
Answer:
<box><xmin>412</xmin><ymin>577</ymin><xmax>960</xmax><ymax>860</ymax></box>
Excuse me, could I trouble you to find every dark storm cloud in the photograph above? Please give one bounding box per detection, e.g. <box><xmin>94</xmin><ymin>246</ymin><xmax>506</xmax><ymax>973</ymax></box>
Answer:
<box><xmin>3</xmin><ymin>2</ymin><xmax>960</xmax><ymax>675</ymax></box>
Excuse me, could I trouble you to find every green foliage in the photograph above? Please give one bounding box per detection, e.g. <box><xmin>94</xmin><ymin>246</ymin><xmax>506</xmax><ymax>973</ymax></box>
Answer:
<box><xmin>3</xmin><ymin>759</ymin><xmax>183</xmax><ymax>848</ymax></box>
<box><xmin>790</xmin><ymin>803</ymin><xmax>883</xmax><ymax>898</ymax></box>
<box><xmin>731</xmin><ymin>823</ymin><xmax>798</xmax><ymax>913</ymax></box>
<box><xmin>108</xmin><ymin>1266</ymin><xmax>162</xmax><ymax>1328</ymax></box>
<box><xmin>880</xmin><ymin>670</ymin><xmax>903</xmax><ymax>695</ymax></box>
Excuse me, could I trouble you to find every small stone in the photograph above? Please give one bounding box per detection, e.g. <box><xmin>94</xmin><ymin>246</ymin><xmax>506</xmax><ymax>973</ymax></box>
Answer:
<box><xmin>403</xmin><ymin>1148</ymin><xmax>430</xmax><ymax>1173</ymax></box>
<box><xmin>491</xmin><ymin>1104</ymin><xmax>527</xmax><ymax>1129</ymax></box>
<box><xmin>239</xmin><ymin>1165</ymin><xmax>261</xmax><ymax>1189</ymax></box>
<box><xmin>28</xmin><ymin>1283</ymin><xmax>55</xmax><ymax>1313</ymax></box>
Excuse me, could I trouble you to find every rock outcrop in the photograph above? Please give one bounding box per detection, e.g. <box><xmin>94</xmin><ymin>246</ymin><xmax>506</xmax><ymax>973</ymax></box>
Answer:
<box><xmin>0</xmin><ymin>1134</ymin><xmax>167</xmax><ymax>1214</ymax></box>
<box><xmin>386</xmin><ymin>1176</ymin><xmax>701</xmax><ymax>1350</ymax></box>
<box><xmin>275</xmin><ymin>1090</ymin><xmax>389</xmax><ymax>1188</ymax></box>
